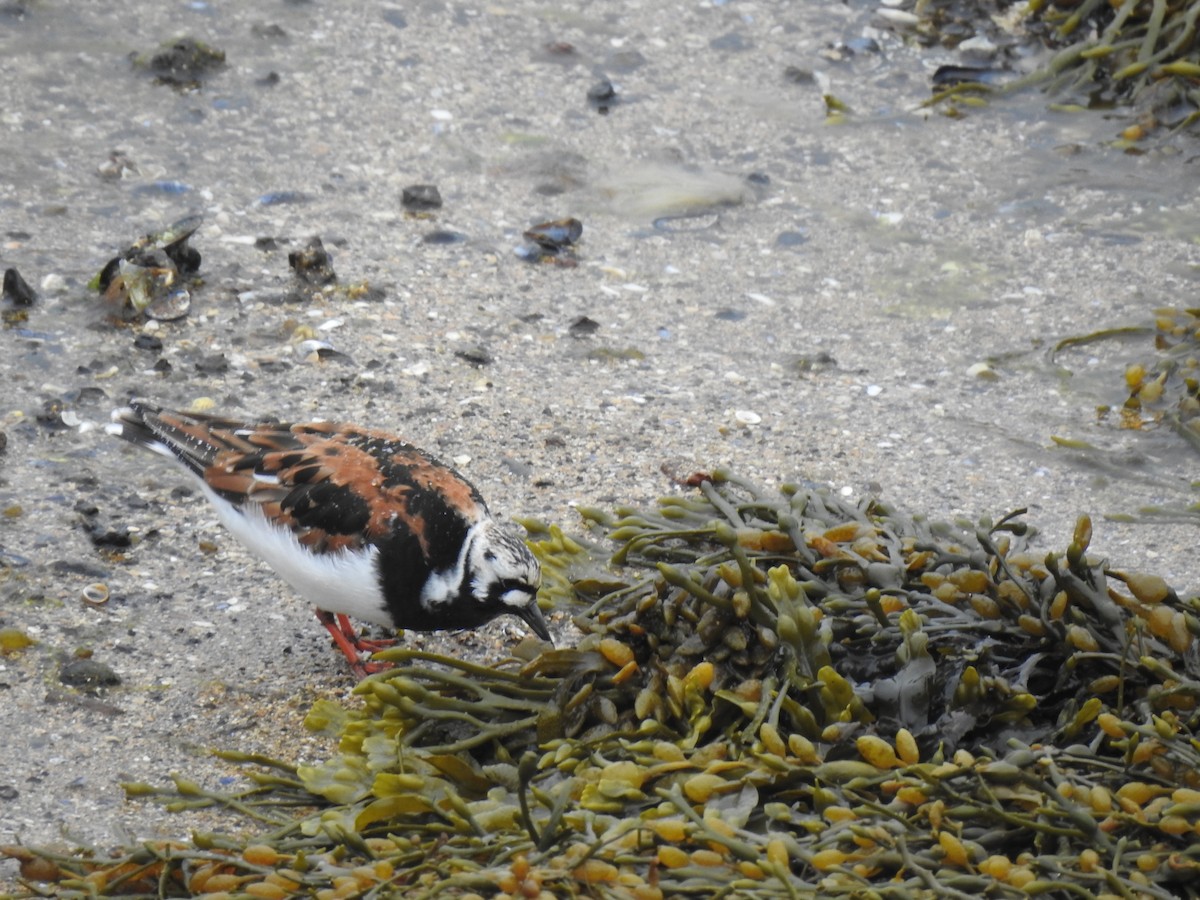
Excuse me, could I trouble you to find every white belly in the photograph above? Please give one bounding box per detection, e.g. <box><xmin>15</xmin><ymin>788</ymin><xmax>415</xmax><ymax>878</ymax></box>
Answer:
<box><xmin>200</xmin><ymin>484</ymin><xmax>392</xmax><ymax>626</ymax></box>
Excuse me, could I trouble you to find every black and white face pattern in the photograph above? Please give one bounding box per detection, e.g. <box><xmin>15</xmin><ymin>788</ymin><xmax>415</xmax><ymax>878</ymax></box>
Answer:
<box><xmin>468</xmin><ymin>520</ymin><xmax>548</xmax><ymax>638</ymax></box>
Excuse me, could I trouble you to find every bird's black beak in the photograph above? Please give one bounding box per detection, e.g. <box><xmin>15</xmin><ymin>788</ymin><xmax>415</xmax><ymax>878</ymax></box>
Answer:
<box><xmin>517</xmin><ymin>599</ymin><xmax>553</xmax><ymax>644</ymax></box>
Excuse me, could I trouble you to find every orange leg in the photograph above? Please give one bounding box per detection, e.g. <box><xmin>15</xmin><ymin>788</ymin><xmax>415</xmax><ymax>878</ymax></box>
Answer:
<box><xmin>315</xmin><ymin>610</ymin><xmax>398</xmax><ymax>678</ymax></box>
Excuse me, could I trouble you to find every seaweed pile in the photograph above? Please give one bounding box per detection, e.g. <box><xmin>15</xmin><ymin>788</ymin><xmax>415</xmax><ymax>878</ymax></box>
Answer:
<box><xmin>1113</xmin><ymin>307</ymin><xmax>1200</xmax><ymax>450</ymax></box>
<box><xmin>924</xmin><ymin>0</ymin><xmax>1200</xmax><ymax>133</ymax></box>
<box><xmin>1051</xmin><ymin>306</ymin><xmax>1200</xmax><ymax>455</ymax></box>
<box><xmin>5</xmin><ymin>472</ymin><xmax>1200</xmax><ymax>898</ymax></box>
<box><xmin>1028</xmin><ymin>0</ymin><xmax>1200</xmax><ymax>129</ymax></box>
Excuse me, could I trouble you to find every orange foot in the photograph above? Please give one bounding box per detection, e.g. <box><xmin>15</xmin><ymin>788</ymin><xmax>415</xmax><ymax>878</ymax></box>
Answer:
<box><xmin>315</xmin><ymin>610</ymin><xmax>398</xmax><ymax>678</ymax></box>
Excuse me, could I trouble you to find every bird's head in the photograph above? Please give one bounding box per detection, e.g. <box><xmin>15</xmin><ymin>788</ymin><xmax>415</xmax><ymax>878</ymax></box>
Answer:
<box><xmin>467</xmin><ymin>519</ymin><xmax>549</xmax><ymax>642</ymax></box>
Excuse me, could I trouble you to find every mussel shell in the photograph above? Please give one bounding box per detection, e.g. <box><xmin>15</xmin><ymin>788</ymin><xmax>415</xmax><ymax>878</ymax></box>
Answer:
<box><xmin>524</xmin><ymin>217</ymin><xmax>582</xmax><ymax>250</ymax></box>
<box><xmin>146</xmin><ymin>287</ymin><xmax>191</xmax><ymax>321</ymax></box>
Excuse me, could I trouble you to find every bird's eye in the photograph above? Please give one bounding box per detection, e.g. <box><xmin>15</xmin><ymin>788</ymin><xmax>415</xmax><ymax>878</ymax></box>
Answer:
<box><xmin>484</xmin><ymin>550</ymin><xmax>497</xmax><ymax>562</ymax></box>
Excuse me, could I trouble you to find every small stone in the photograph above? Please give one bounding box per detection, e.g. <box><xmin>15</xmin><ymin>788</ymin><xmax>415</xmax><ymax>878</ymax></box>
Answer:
<box><xmin>783</xmin><ymin>65</ymin><xmax>814</xmax><ymax>85</ymax></box>
<box><xmin>734</xmin><ymin>409</ymin><xmax>761</xmax><ymax>426</ymax></box>
<box><xmin>569</xmin><ymin>315</ymin><xmax>600</xmax><ymax>337</ymax></box>
<box><xmin>195</xmin><ymin>353</ymin><xmax>229</xmax><ymax>375</ymax></box>
<box><xmin>39</xmin><ymin>273</ymin><xmax>67</xmax><ymax>294</ymax></box>
<box><xmin>59</xmin><ymin>657</ymin><xmax>121</xmax><ymax>689</ymax></box>
<box><xmin>402</xmin><ymin>184</ymin><xmax>442</xmax><ymax>211</ymax></box>
<box><xmin>134</xmin><ymin>333</ymin><xmax>164</xmax><ymax>352</ymax></box>
<box><xmin>587</xmin><ymin>78</ymin><xmax>616</xmax><ymax>113</ymax></box>
<box><xmin>967</xmin><ymin>362</ymin><xmax>999</xmax><ymax>380</ymax></box>
<box><xmin>422</xmin><ymin>230</ymin><xmax>467</xmax><ymax>245</ymax></box>
<box><xmin>455</xmin><ymin>345</ymin><xmax>493</xmax><ymax>366</ymax></box>
<box><xmin>2</xmin><ymin>267</ymin><xmax>37</xmax><ymax>306</ymax></box>
<box><xmin>587</xmin><ymin>78</ymin><xmax>615</xmax><ymax>104</ymax></box>
<box><xmin>136</xmin><ymin>36</ymin><xmax>226</xmax><ymax>88</ymax></box>
<box><xmin>288</xmin><ymin>237</ymin><xmax>336</xmax><ymax>285</ymax></box>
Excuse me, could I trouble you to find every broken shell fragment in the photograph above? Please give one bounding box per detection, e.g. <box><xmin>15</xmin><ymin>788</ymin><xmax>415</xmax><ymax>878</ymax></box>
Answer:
<box><xmin>81</xmin><ymin>583</ymin><xmax>110</xmax><ymax>607</ymax></box>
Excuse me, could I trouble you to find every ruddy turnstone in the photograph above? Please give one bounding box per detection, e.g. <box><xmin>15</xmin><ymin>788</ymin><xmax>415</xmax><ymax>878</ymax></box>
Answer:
<box><xmin>106</xmin><ymin>400</ymin><xmax>549</xmax><ymax>676</ymax></box>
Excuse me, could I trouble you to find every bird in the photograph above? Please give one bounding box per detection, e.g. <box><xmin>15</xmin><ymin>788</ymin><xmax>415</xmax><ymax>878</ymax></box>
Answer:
<box><xmin>106</xmin><ymin>399</ymin><xmax>549</xmax><ymax>677</ymax></box>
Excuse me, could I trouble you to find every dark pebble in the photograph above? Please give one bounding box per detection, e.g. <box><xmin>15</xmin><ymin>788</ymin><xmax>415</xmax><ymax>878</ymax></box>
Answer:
<box><xmin>422</xmin><ymin>230</ymin><xmax>467</xmax><ymax>245</ymax></box>
<box><xmin>402</xmin><ymin>184</ymin><xmax>443</xmax><ymax>211</ymax></box>
<box><xmin>455</xmin><ymin>345</ymin><xmax>493</xmax><ymax>366</ymax></box>
<box><xmin>142</xmin><ymin>36</ymin><xmax>226</xmax><ymax>86</ymax></box>
<box><xmin>775</xmin><ymin>230</ymin><xmax>808</xmax><ymax>247</ymax></box>
<box><xmin>80</xmin><ymin>520</ymin><xmax>133</xmax><ymax>548</ymax></box>
<box><xmin>783</xmin><ymin>65</ymin><xmax>814</xmax><ymax>85</ymax></box>
<box><xmin>195</xmin><ymin>353</ymin><xmax>230</xmax><ymax>375</ymax></box>
<box><xmin>931</xmin><ymin>65</ymin><xmax>1007</xmax><ymax>88</ymax></box>
<box><xmin>587</xmin><ymin>78</ymin><xmax>616</xmax><ymax>113</ymax></box>
<box><xmin>569</xmin><ymin>315</ymin><xmax>600</xmax><ymax>337</ymax></box>
<box><xmin>149</xmin><ymin>37</ymin><xmax>223</xmax><ymax>72</ymax></box>
<box><xmin>288</xmin><ymin>237</ymin><xmax>336</xmax><ymax>284</ymax></box>
<box><xmin>251</xmin><ymin>22</ymin><xmax>287</xmax><ymax>40</ymax></box>
<box><xmin>791</xmin><ymin>351</ymin><xmax>838</xmax><ymax>372</ymax></box>
<box><xmin>587</xmin><ymin>79</ymin><xmax>615</xmax><ymax>103</ymax></box>
<box><xmin>3</xmin><ymin>267</ymin><xmax>38</xmax><ymax>306</ymax></box>
<box><xmin>51</xmin><ymin>559</ymin><xmax>110</xmax><ymax>578</ymax></box>
<box><xmin>134</xmin><ymin>333</ymin><xmax>164</xmax><ymax>352</ymax></box>
<box><xmin>710</xmin><ymin>32</ymin><xmax>751</xmax><ymax>52</ymax></box>
<box><xmin>59</xmin><ymin>658</ymin><xmax>121</xmax><ymax>689</ymax></box>
<box><xmin>715</xmin><ymin>308</ymin><xmax>747</xmax><ymax>322</ymax></box>
<box><xmin>382</xmin><ymin>7</ymin><xmax>407</xmax><ymax>28</ymax></box>
<box><xmin>36</xmin><ymin>399</ymin><xmax>70</xmax><ymax>429</ymax></box>
<box><xmin>0</xmin><ymin>786</ymin><xmax>17</xmax><ymax>801</ymax></box>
